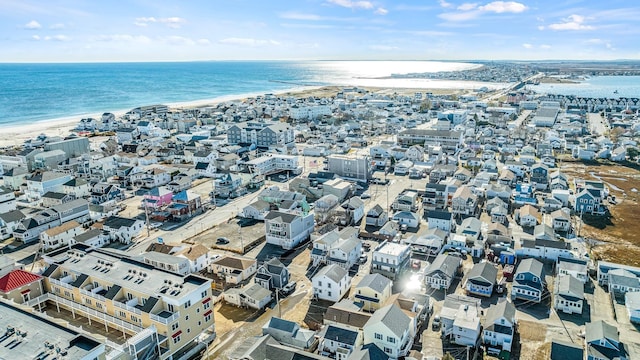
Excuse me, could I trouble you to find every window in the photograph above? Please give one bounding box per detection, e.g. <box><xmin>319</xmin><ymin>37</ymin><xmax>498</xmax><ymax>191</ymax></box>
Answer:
<box><xmin>328</xmin><ymin>291</ymin><xmax>332</xmax><ymax>297</ymax></box>
<box><xmin>131</xmin><ymin>315</ymin><xmax>137</xmax><ymax>322</ymax></box>
<box><xmin>328</xmin><ymin>283</ymin><xmax>332</xmax><ymax>289</ymax></box>
<box><xmin>384</xmin><ymin>347</ymin><xmax>392</xmax><ymax>354</ymax></box>
<box><xmin>171</xmin><ymin>323</ymin><xmax>179</xmax><ymax>331</ymax></box>
<box><xmin>375</xmin><ymin>333</ymin><xmax>383</xmax><ymax>340</ymax></box>
<box><xmin>185</xmin><ymin>315</ymin><xmax>189</xmax><ymax>321</ymax></box>
<box><xmin>119</xmin><ymin>311</ymin><xmax>126</xmax><ymax>318</ymax></box>
<box><xmin>168</xmin><ymin>304</ymin><xmax>175</xmax><ymax>312</ymax></box>
<box><xmin>201</xmin><ymin>290</ymin><xmax>207</xmax><ymax>298</ymax></box>
<box><xmin>205</xmin><ymin>314</ymin><xmax>212</xmax><ymax>322</ymax></box>
<box><xmin>318</xmin><ymin>281</ymin><xmax>322</xmax><ymax>286</ymax></box>
<box><xmin>387</xmin><ymin>336</ymin><xmax>395</xmax><ymax>343</ymax></box>
<box><xmin>173</xmin><ymin>335</ymin><xmax>181</xmax><ymax>344</ymax></box>
<box><xmin>204</xmin><ymin>302</ymin><xmax>210</xmax><ymax>310</ymax></box>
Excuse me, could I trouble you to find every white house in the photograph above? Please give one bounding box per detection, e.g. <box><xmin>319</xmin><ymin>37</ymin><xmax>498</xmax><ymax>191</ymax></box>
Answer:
<box><xmin>40</xmin><ymin>220</ymin><xmax>84</xmax><ymax>250</ymax></box>
<box><xmin>210</xmin><ymin>255</ymin><xmax>257</xmax><ymax>284</ymax></box>
<box><xmin>554</xmin><ymin>274</ymin><xmax>584</xmax><ymax>315</ymax></box>
<box><xmin>482</xmin><ymin>300</ymin><xmax>517</xmax><ymax>353</ymax></box>
<box><xmin>101</xmin><ymin>216</ymin><xmax>144</xmax><ymax>244</ymax></box>
<box><xmin>175</xmin><ymin>244</ymin><xmax>212</xmax><ymax>273</ymax></box>
<box><xmin>371</xmin><ymin>242</ymin><xmax>411</xmax><ymax>280</ymax></box>
<box><xmin>426</xmin><ymin>210</ymin><xmax>454</xmax><ymax>232</ymax></box>
<box><xmin>313</xmin><ymin>264</ymin><xmax>351</xmax><ymax>302</ymax></box>
<box><xmin>363</xmin><ymin>304</ymin><xmax>414</xmax><ymax>359</ymax></box>
<box><xmin>264</xmin><ymin>210</ymin><xmax>315</xmax><ymax>250</ymax></box>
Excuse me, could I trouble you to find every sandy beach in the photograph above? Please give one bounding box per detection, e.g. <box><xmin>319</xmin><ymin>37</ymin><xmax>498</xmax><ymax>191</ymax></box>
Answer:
<box><xmin>0</xmin><ymin>85</ymin><xmax>469</xmax><ymax>148</ymax></box>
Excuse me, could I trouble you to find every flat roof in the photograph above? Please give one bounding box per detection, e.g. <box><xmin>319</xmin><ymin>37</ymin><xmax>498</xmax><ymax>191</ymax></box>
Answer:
<box><xmin>0</xmin><ymin>300</ymin><xmax>103</xmax><ymax>359</ymax></box>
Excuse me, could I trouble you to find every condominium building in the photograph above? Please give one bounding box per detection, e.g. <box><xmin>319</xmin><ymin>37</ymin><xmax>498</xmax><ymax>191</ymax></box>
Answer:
<box><xmin>326</xmin><ymin>154</ymin><xmax>372</xmax><ymax>183</ymax></box>
<box><xmin>30</xmin><ymin>247</ymin><xmax>215</xmax><ymax>360</ymax></box>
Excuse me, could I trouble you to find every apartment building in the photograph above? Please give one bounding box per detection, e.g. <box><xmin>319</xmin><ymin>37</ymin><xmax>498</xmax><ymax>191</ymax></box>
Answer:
<box><xmin>31</xmin><ymin>247</ymin><xmax>215</xmax><ymax>360</ymax></box>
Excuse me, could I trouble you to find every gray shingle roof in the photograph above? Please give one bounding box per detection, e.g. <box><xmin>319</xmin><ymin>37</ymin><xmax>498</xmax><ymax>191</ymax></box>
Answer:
<box><xmin>356</xmin><ymin>273</ymin><xmax>391</xmax><ymax>294</ymax></box>
<box><xmin>467</xmin><ymin>261</ymin><xmax>498</xmax><ymax>286</ymax></box>
<box><xmin>315</xmin><ymin>264</ymin><xmax>347</xmax><ymax>284</ymax></box>
<box><xmin>365</xmin><ymin>303</ymin><xmax>410</xmax><ymax>339</ymax></box>
<box><xmin>586</xmin><ymin>320</ymin><xmax>619</xmax><ymax>346</ymax></box>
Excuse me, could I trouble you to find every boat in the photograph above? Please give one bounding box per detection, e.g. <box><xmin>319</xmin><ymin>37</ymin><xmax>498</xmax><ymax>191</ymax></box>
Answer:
<box><xmin>614</xmin><ymin>90</ymin><xmax>619</xmax><ymax>94</ymax></box>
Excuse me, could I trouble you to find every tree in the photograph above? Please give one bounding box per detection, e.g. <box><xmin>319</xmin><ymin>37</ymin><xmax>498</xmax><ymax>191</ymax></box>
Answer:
<box><xmin>627</xmin><ymin>147</ymin><xmax>639</xmax><ymax>161</ymax></box>
<box><xmin>419</xmin><ymin>99</ymin><xmax>432</xmax><ymax>113</ymax></box>
<box><xmin>609</xmin><ymin>127</ymin><xmax>625</xmax><ymax>142</ymax></box>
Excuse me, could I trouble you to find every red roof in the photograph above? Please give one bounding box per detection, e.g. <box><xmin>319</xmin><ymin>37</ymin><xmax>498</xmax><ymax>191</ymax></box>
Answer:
<box><xmin>0</xmin><ymin>270</ymin><xmax>42</xmax><ymax>293</ymax></box>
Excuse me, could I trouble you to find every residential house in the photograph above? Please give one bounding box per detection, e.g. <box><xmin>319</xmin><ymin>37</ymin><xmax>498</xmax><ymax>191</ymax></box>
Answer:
<box><xmin>41</xmin><ymin>191</ymin><xmax>74</xmax><ymax>208</ymax></box>
<box><xmin>597</xmin><ymin>261</ymin><xmax>640</xmax><ymax>287</ymax></box>
<box><xmin>142</xmin><ymin>186</ymin><xmax>173</xmax><ymax>209</ymax></box>
<box><xmin>440</xmin><ymin>295</ymin><xmax>481</xmax><ymax>347</ymax></box>
<box><xmin>574</xmin><ymin>189</ymin><xmax>602</xmax><ymax>215</ymax></box>
<box><xmin>25</xmin><ymin>171</ymin><xmax>74</xmax><ymax>201</ymax></box>
<box><xmin>557</xmin><ymin>257</ymin><xmax>588</xmax><ymax>284</ymax></box>
<box><xmin>174</xmin><ymin>244</ymin><xmax>211</xmax><ymax>273</ymax></box>
<box><xmin>363</xmin><ymin>303</ymin><xmax>414</xmax><ymax>359</ymax></box>
<box><xmin>323</xmin><ymin>299</ymin><xmax>372</xmax><ymax>332</ymax></box>
<box><xmin>318</xmin><ymin>323</ymin><xmax>363</xmax><ymax>359</ymax></box>
<box><xmin>530</xmin><ymin>163</ymin><xmax>550</xmax><ymax>190</ymax></box>
<box><xmin>90</xmin><ymin>183</ymin><xmax>123</xmax><ymax>204</ymax></box>
<box><xmin>168</xmin><ymin>190</ymin><xmax>202</xmax><ymax>219</ymax></box>
<box><xmin>210</xmin><ymin>255</ymin><xmax>257</xmax><ymax>284</ymax></box>
<box><xmin>61</xmin><ymin>178</ymin><xmax>91</xmax><ymax>199</ymax></box>
<box><xmin>0</xmin><ymin>210</ymin><xmax>25</xmax><ymax>240</ymax></box>
<box><xmin>313</xmin><ymin>264</ymin><xmax>351</xmax><ymax>302</ymax></box>
<box><xmin>195</xmin><ymin>162</ymin><xmax>217</xmax><ymax>178</ymax></box>
<box><xmin>392</xmin><ymin>191</ymin><xmax>419</xmax><ymax>213</ymax></box>
<box><xmin>131</xmin><ymin>168</ymin><xmax>171</xmax><ymax>189</ymax></box>
<box><xmin>371</xmin><ymin>242</ymin><xmax>411</xmax><ymax>280</ymax></box>
<box><xmin>339</xmin><ymin>197</ymin><xmax>365</xmax><ymax>226</ymax></box>
<box><xmin>262</xmin><ymin>317</ymin><xmax>316</xmax><ymax>350</ymax></box>
<box><xmin>451</xmin><ymin>186</ymin><xmax>479</xmax><ymax>217</ymax></box>
<box><xmin>511</xmin><ymin>258</ymin><xmax>545</xmax><ymax>303</ymax></box>
<box><xmin>0</xmin><ymin>187</ymin><xmax>16</xmax><ymax>213</ymax></box>
<box><xmin>241</xmin><ymin>200</ymin><xmax>271</xmax><ymax>221</ymax></box>
<box><xmin>254</xmin><ymin>258</ymin><xmax>290</xmax><ymax>291</ymax></box>
<box><xmin>425</xmin><ymin>210</ymin><xmax>454</xmax><ymax>232</ymax></box>
<box><xmin>550</xmin><ymin>340</ymin><xmax>584</xmax><ymax>360</ymax></box>
<box><xmin>517</xmin><ymin>204</ymin><xmax>540</xmax><ymax>228</ymax></box>
<box><xmin>554</xmin><ymin>274</ymin><xmax>584</xmax><ymax>315</ymax></box>
<box><xmin>585</xmin><ymin>320</ymin><xmax>628</xmax><ymax>360</ymax></box>
<box><xmin>625</xmin><ymin>292</ymin><xmax>640</xmax><ymax>324</ymax></box>
<box><xmin>392</xmin><ymin>211</ymin><xmax>420</xmax><ymax>229</ymax></box>
<box><xmin>366</xmin><ymin>204</ymin><xmax>388</xmax><ymax>227</ymax></box>
<box><xmin>424</xmin><ymin>254</ymin><xmax>461</xmax><ymax>291</ymax></box>
<box><xmin>102</xmin><ymin>216</ymin><xmax>144</xmax><ymax>244</ymax></box>
<box><xmin>551</xmin><ymin>208</ymin><xmax>572</xmax><ymax>232</ymax></box>
<box><xmin>482</xmin><ymin>300</ymin><xmax>517</xmax><ymax>353</ymax></box>
<box><xmin>466</xmin><ymin>261</ymin><xmax>498</xmax><ymax>297</ymax></box>
<box><xmin>73</xmin><ymin>228</ymin><xmax>110</xmax><ymax>248</ymax></box>
<box><xmin>40</xmin><ymin>220</ymin><xmax>84</xmax><ymax>250</ymax></box>
<box><xmin>608</xmin><ymin>269</ymin><xmax>640</xmax><ymax>295</ymax></box>
<box><xmin>353</xmin><ymin>273</ymin><xmax>392</xmax><ymax>312</ymax></box>
<box><xmin>225</xmin><ymin>283</ymin><xmax>272</xmax><ymax>310</ymax></box>
<box><xmin>264</xmin><ymin>210</ymin><xmax>315</xmax><ymax>250</ymax></box>
<box><xmin>0</xmin><ymin>269</ymin><xmax>43</xmax><ymax>304</ymax></box>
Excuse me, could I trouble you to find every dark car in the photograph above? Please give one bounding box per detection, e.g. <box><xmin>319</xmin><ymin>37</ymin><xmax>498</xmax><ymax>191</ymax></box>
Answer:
<box><xmin>216</xmin><ymin>237</ymin><xmax>230</xmax><ymax>244</ymax></box>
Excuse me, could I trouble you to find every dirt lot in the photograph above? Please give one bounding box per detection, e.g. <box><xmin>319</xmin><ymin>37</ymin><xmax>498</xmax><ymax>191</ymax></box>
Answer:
<box><xmin>561</xmin><ymin>160</ymin><xmax>640</xmax><ymax>266</ymax></box>
<box><xmin>517</xmin><ymin>320</ymin><xmax>548</xmax><ymax>360</ymax></box>
<box><xmin>187</xmin><ymin>218</ymin><xmax>265</xmax><ymax>254</ymax></box>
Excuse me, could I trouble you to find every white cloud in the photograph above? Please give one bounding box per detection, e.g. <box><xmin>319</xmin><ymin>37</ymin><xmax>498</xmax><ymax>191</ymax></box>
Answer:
<box><xmin>23</xmin><ymin>20</ymin><xmax>42</xmax><ymax>30</ymax></box>
<box><xmin>49</xmin><ymin>23</ymin><xmax>65</xmax><ymax>30</ymax></box>
<box><xmin>93</xmin><ymin>34</ymin><xmax>152</xmax><ymax>43</ymax></box>
<box><xmin>375</xmin><ymin>7</ymin><xmax>388</xmax><ymax>15</ymax></box>
<box><xmin>439</xmin><ymin>1</ymin><xmax>527</xmax><ymax>22</ymax></box>
<box><xmin>540</xmin><ymin>44</ymin><xmax>551</xmax><ymax>49</ymax></box>
<box><xmin>134</xmin><ymin>17</ymin><xmax>186</xmax><ymax>28</ymax></box>
<box><xmin>44</xmin><ymin>35</ymin><xmax>70</xmax><ymax>41</ymax></box>
<box><xmin>546</xmin><ymin>14</ymin><xmax>594</xmax><ymax>31</ymax></box>
<box><xmin>327</xmin><ymin>0</ymin><xmax>374</xmax><ymax>9</ymax></box>
<box><xmin>457</xmin><ymin>3</ymin><xmax>478</xmax><ymax>11</ymax></box>
<box><xmin>478</xmin><ymin>1</ymin><xmax>527</xmax><ymax>13</ymax></box>
<box><xmin>438</xmin><ymin>0</ymin><xmax>453</xmax><ymax>8</ymax></box>
<box><xmin>280</xmin><ymin>12</ymin><xmax>323</xmax><ymax>21</ymax></box>
<box><xmin>522</xmin><ymin>43</ymin><xmax>533</xmax><ymax>49</ymax></box>
<box><xmin>218</xmin><ymin>38</ymin><xmax>281</xmax><ymax>46</ymax></box>
<box><xmin>31</xmin><ymin>35</ymin><xmax>41</xmax><ymax>41</ymax></box>
<box><xmin>537</xmin><ymin>25</ymin><xmax>545</xmax><ymax>30</ymax></box>
<box><xmin>369</xmin><ymin>45</ymin><xmax>399</xmax><ymax>51</ymax></box>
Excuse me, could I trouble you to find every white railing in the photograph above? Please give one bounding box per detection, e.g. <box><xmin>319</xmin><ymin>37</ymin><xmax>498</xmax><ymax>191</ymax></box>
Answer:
<box><xmin>80</xmin><ymin>288</ymin><xmax>107</xmax><ymax>302</ymax></box>
<box><xmin>149</xmin><ymin>311</ymin><xmax>180</xmax><ymax>325</ymax></box>
<box><xmin>113</xmin><ymin>299</ymin><xmax>142</xmax><ymax>315</ymax></box>
<box><xmin>50</xmin><ymin>277</ymin><xmax>73</xmax><ymax>289</ymax></box>
<box><xmin>28</xmin><ymin>293</ymin><xmax>143</xmax><ymax>333</ymax></box>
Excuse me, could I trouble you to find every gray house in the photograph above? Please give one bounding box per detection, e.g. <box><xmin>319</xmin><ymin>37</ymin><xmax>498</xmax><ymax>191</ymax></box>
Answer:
<box><xmin>254</xmin><ymin>258</ymin><xmax>290</xmax><ymax>290</ymax></box>
<box><xmin>262</xmin><ymin>316</ymin><xmax>316</xmax><ymax>350</ymax></box>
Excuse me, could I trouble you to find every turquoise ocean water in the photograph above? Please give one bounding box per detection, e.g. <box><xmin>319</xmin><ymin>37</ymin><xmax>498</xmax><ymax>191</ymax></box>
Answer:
<box><xmin>0</xmin><ymin>60</ymin><xmax>492</xmax><ymax>126</ymax></box>
<box><xmin>530</xmin><ymin>76</ymin><xmax>640</xmax><ymax>98</ymax></box>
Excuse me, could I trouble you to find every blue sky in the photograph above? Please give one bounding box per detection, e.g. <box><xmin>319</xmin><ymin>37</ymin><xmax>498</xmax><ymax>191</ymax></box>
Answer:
<box><xmin>1</xmin><ymin>0</ymin><xmax>638</xmax><ymax>62</ymax></box>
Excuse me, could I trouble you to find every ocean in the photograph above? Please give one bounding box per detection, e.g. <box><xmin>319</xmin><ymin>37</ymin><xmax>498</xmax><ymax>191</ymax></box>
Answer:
<box><xmin>0</xmin><ymin>61</ymin><xmax>501</xmax><ymax>127</ymax></box>
<box><xmin>530</xmin><ymin>76</ymin><xmax>640</xmax><ymax>98</ymax></box>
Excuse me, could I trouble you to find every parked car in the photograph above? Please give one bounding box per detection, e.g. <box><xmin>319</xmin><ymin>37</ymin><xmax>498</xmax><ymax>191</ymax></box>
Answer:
<box><xmin>282</xmin><ymin>281</ymin><xmax>297</xmax><ymax>294</ymax></box>
<box><xmin>359</xmin><ymin>254</ymin><xmax>368</xmax><ymax>264</ymax></box>
<box><xmin>360</xmin><ymin>192</ymin><xmax>371</xmax><ymax>199</ymax></box>
<box><xmin>432</xmin><ymin>315</ymin><xmax>441</xmax><ymax>331</ymax></box>
<box><xmin>216</xmin><ymin>237</ymin><xmax>230</xmax><ymax>244</ymax></box>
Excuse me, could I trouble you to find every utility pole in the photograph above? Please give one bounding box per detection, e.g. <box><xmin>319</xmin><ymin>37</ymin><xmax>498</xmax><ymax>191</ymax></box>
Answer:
<box><xmin>143</xmin><ymin>193</ymin><xmax>151</xmax><ymax>237</ymax></box>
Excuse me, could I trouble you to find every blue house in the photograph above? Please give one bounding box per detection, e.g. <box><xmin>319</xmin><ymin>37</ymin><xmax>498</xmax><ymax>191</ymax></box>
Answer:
<box><xmin>511</xmin><ymin>258</ymin><xmax>544</xmax><ymax>303</ymax></box>
<box><xmin>530</xmin><ymin>163</ymin><xmax>549</xmax><ymax>190</ymax></box>
<box><xmin>466</xmin><ymin>261</ymin><xmax>497</xmax><ymax>297</ymax></box>
<box><xmin>574</xmin><ymin>189</ymin><xmax>603</xmax><ymax>215</ymax></box>
<box><xmin>585</xmin><ymin>320</ymin><xmax>628</xmax><ymax>360</ymax></box>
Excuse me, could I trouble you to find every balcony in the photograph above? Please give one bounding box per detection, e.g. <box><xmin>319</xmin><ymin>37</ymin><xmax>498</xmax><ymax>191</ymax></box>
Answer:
<box><xmin>80</xmin><ymin>287</ymin><xmax>107</xmax><ymax>302</ymax></box>
<box><xmin>28</xmin><ymin>293</ymin><xmax>143</xmax><ymax>333</ymax></box>
<box><xmin>114</xmin><ymin>298</ymin><xmax>143</xmax><ymax>315</ymax></box>
<box><xmin>50</xmin><ymin>277</ymin><xmax>73</xmax><ymax>290</ymax></box>
<box><xmin>149</xmin><ymin>310</ymin><xmax>180</xmax><ymax>325</ymax></box>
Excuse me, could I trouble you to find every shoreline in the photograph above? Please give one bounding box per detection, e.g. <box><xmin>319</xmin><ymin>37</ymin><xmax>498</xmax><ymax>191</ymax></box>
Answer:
<box><xmin>0</xmin><ymin>83</ymin><xmax>474</xmax><ymax>148</ymax></box>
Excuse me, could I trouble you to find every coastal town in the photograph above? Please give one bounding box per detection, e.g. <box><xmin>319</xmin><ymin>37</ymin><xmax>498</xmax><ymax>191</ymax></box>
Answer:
<box><xmin>0</xmin><ymin>80</ymin><xmax>639</xmax><ymax>360</ymax></box>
